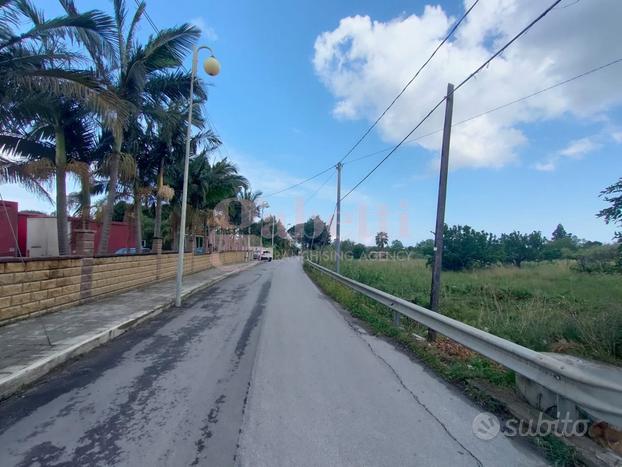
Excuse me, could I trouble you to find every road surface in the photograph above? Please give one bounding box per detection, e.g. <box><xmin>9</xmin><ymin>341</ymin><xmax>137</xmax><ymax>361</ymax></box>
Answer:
<box><xmin>0</xmin><ymin>258</ymin><xmax>546</xmax><ymax>466</ymax></box>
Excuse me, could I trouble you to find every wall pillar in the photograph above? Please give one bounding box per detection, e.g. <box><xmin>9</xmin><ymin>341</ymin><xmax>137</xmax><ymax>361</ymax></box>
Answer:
<box><xmin>152</xmin><ymin>237</ymin><xmax>163</xmax><ymax>254</ymax></box>
<box><xmin>74</xmin><ymin>229</ymin><xmax>95</xmax><ymax>257</ymax></box>
<box><xmin>153</xmin><ymin>237</ymin><xmax>163</xmax><ymax>280</ymax></box>
<box><xmin>74</xmin><ymin>229</ymin><xmax>95</xmax><ymax>302</ymax></box>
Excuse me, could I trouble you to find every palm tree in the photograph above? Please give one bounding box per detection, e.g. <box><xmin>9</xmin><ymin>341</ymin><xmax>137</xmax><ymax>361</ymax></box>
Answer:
<box><xmin>0</xmin><ymin>1</ymin><xmax>124</xmax><ymax>254</ymax></box>
<box><xmin>375</xmin><ymin>231</ymin><xmax>389</xmax><ymax>250</ymax></box>
<box><xmin>0</xmin><ymin>99</ymin><xmax>107</xmax><ymax>254</ymax></box>
<box><xmin>237</xmin><ymin>188</ymin><xmax>263</xmax><ymax>249</ymax></box>
<box><xmin>166</xmin><ymin>154</ymin><xmax>247</xmax><ymax>250</ymax></box>
<box><xmin>142</xmin><ymin>98</ymin><xmax>212</xmax><ymax>243</ymax></box>
<box><xmin>91</xmin><ymin>0</ymin><xmax>201</xmax><ymax>254</ymax></box>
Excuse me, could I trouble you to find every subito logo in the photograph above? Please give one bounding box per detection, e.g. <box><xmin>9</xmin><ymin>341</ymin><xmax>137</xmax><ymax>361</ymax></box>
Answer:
<box><xmin>472</xmin><ymin>412</ymin><xmax>501</xmax><ymax>440</ymax></box>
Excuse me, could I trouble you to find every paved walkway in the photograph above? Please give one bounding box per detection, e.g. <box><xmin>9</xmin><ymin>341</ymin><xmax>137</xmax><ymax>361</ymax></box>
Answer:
<box><xmin>0</xmin><ymin>261</ymin><xmax>258</xmax><ymax>399</ymax></box>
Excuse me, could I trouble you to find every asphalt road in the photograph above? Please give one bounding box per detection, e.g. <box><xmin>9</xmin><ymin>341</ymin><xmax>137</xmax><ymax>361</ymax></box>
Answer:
<box><xmin>0</xmin><ymin>258</ymin><xmax>547</xmax><ymax>466</ymax></box>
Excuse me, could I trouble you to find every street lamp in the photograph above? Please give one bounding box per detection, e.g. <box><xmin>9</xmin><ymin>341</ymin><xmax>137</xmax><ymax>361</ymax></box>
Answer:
<box><xmin>175</xmin><ymin>45</ymin><xmax>220</xmax><ymax>307</ymax></box>
<box><xmin>271</xmin><ymin>216</ymin><xmax>275</xmax><ymax>250</ymax></box>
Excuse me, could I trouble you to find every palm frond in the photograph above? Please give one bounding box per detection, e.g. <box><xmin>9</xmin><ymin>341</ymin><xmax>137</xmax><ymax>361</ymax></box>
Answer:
<box><xmin>129</xmin><ymin>23</ymin><xmax>200</xmax><ymax>78</ymax></box>
<box><xmin>23</xmin><ymin>157</ymin><xmax>54</xmax><ymax>178</ymax></box>
<box><xmin>125</xmin><ymin>1</ymin><xmax>145</xmax><ymax>55</ymax></box>
<box><xmin>0</xmin><ymin>134</ymin><xmax>55</xmax><ymax>160</ymax></box>
<box><xmin>145</xmin><ymin>70</ymin><xmax>207</xmax><ymax>103</ymax></box>
<box><xmin>59</xmin><ymin>0</ymin><xmax>118</xmax><ymax>73</ymax></box>
<box><xmin>66</xmin><ymin>160</ymin><xmax>90</xmax><ymax>180</ymax></box>
<box><xmin>113</xmin><ymin>0</ymin><xmax>127</xmax><ymax>70</ymax></box>
<box><xmin>1</xmin><ymin>9</ymin><xmax>117</xmax><ymax>49</ymax></box>
<box><xmin>0</xmin><ymin>155</ymin><xmax>51</xmax><ymax>201</ymax></box>
<box><xmin>99</xmin><ymin>151</ymin><xmax>136</xmax><ymax>181</ymax></box>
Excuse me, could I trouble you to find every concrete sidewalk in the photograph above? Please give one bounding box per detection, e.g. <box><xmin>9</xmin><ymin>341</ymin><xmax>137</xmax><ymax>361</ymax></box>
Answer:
<box><xmin>0</xmin><ymin>260</ymin><xmax>258</xmax><ymax>400</ymax></box>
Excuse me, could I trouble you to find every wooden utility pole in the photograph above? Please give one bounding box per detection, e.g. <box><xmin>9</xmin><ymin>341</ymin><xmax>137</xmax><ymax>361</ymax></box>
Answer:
<box><xmin>335</xmin><ymin>162</ymin><xmax>342</xmax><ymax>273</ymax></box>
<box><xmin>428</xmin><ymin>83</ymin><xmax>454</xmax><ymax>341</ymax></box>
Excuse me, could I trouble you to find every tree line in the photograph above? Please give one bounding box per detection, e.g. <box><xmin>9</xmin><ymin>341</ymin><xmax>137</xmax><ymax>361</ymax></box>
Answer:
<box><xmin>311</xmin><ymin>174</ymin><xmax>622</xmax><ymax>273</ymax></box>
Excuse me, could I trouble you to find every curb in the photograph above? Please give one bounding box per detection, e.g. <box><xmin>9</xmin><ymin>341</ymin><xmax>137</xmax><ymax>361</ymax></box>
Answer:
<box><xmin>0</xmin><ymin>261</ymin><xmax>259</xmax><ymax>401</ymax></box>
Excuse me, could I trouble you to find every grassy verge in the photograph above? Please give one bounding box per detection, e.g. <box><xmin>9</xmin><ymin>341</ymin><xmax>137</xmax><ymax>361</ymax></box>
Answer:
<box><xmin>304</xmin><ymin>262</ymin><xmax>580</xmax><ymax>466</ymax></box>
<box><xmin>312</xmin><ymin>257</ymin><xmax>621</xmax><ymax>364</ymax></box>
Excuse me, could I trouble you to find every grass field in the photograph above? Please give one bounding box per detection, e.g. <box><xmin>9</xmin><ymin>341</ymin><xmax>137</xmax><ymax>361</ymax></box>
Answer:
<box><xmin>313</xmin><ymin>257</ymin><xmax>622</xmax><ymax>364</ymax></box>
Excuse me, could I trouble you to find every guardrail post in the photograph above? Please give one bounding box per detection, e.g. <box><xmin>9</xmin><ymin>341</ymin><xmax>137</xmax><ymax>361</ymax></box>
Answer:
<box><xmin>392</xmin><ymin>310</ymin><xmax>400</xmax><ymax>327</ymax></box>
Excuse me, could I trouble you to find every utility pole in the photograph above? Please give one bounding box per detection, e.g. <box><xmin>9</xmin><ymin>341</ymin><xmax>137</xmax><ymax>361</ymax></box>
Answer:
<box><xmin>428</xmin><ymin>83</ymin><xmax>454</xmax><ymax>341</ymax></box>
<box><xmin>335</xmin><ymin>162</ymin><xmax>342</xmax><ymax>273</ymax></box>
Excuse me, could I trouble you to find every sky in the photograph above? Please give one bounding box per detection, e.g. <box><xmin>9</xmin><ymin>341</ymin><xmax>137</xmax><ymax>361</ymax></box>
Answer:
<box><xmin>4</xmin><ymin>0</ymin><xmax>622</xmax><ymax>245</ymax></box>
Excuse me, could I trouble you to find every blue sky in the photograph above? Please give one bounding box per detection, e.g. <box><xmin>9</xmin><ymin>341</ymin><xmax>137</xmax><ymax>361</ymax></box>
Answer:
<box><xmin>5</xmin><ymin>0</ymin><xmax>622</xmax><ymax>245</ymax></box>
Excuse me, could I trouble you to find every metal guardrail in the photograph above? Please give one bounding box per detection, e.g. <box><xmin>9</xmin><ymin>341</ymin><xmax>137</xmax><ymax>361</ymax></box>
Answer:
<box><xmin>306</xmin><ymin>260</ymin><xmax>622</xmax><ymax>427</ymax></box>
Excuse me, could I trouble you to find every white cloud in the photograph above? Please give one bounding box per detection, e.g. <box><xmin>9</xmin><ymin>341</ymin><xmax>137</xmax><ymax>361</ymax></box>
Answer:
<box><xmin>612</xmin><ymin>131</ymin><xmax>622</xmax><ymax>143</ymax></box>
<box><xmin>558</xmin><ymin>137</ymin><xmax>600</xmax><ymax>159</ymax></box>
<box><xmin>190</xmin><ymin>17</ymin><xmax>218</xmax><ymax>42</ymax></box>
<box><xmin>534</xmin><ymin>161</ymin><xmax>556</xmax><ymax>172</ymax></box>
<box><xmin>533</xmin><ymin>135</ymin><xmax>601</xmax><ymax>171</ymax></box>
<box><xmin>313</xmin><ymin>0</ymin><xmax>622</xmax><ymax>169</ymax></box>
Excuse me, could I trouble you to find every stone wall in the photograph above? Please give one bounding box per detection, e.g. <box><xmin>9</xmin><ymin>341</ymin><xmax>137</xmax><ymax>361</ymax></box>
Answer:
<box><xmin>0</xmin><ymin>251</ymin><xmax>246</xmax><ymax>324</ymax></box>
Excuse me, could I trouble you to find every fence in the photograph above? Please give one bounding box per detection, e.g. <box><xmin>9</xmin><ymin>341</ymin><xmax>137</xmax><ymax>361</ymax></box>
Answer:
<box><xmin>305</xmin><ymin>260</ymin><xmax>622</xmax><ymax>428</ymax></box>
<box><xmin>0</xmin><ymin>250</ymin><xmax>246</xmax><ymax>325</ymax></box>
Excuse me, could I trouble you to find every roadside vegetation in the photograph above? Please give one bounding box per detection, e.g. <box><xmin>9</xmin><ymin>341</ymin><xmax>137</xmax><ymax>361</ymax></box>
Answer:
<box><xmin>0</xmin><ymin>0</ymin><xmax>292</xmax><ymax>256</ymax></box>
<box><xmin>304</xmin><ymin>211</ymin><xmax>622</xmax><ymax>365</ymax></box>
<box><xmin>311</xmin><ymin>257</ymin><xmax>622</xmax><ymax>364</ymax></box>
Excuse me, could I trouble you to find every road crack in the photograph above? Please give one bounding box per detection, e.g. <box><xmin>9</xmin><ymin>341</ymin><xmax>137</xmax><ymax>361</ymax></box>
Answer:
<box><xmin>337</xmin><ymin>311</ymin><xmax>484</xmax><ymax>467</ymax></box>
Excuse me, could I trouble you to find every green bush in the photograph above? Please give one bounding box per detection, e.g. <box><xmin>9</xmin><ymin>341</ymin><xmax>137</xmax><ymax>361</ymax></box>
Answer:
<box><xmin>573</xmin><ymin>244</ymin><xmax>619</xmax><ymax>273</ymax></box>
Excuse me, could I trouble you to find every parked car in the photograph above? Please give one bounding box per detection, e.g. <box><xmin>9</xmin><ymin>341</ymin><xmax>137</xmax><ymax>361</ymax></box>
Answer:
<box><xmin>259</xmin><ymin>249</ymin><xmax>272</xmax><ymax>262</ymax></box>
<box><xmin>114</xmin><ymin>247</ymin><xmax>150</xmax><ymax>255</ymax></box>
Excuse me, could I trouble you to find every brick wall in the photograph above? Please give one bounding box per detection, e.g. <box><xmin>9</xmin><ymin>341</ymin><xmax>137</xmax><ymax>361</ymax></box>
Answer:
<box><xmin>0</xmin><ymin>251</ymin><xmax>246</xmax><ymax>324</ymax></box>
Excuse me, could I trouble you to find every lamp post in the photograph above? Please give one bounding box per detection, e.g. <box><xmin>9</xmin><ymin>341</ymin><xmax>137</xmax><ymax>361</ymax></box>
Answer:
<box><xmin>259</xmin><ymin>202</ymin><xmax>269</xmax><ymax>239</ymax></box>
<box><xmin>271</xmin><ymin>216</ymin><xmax>275</xmax><ymax>250</ymax></box>
<box><xmin>175</xmin><ymin>45</ymin><xmax>220</xmax><ymax>307</ymax></box>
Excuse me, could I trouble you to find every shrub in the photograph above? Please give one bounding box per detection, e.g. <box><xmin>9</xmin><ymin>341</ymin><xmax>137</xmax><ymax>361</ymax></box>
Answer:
<box><xmin>573</xmin><ymin>244</ymin><xmax>619</xmax><ymax>273</ymax></box>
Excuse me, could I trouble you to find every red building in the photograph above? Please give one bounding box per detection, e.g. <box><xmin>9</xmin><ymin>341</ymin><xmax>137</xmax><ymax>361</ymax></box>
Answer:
<box><xmin>69</xmin><ymin>219</ymin><xmax>137</xmax><ymax>255</ymax></box>
<box><xmin>0</xmin><ymin>200</ymin><xmax>136</xmax><ymax>257</ymax></box>
<box><xmin>0</xmin><ymin>200</ymin><xmax>19</xmax><ymax>257</ymax></box>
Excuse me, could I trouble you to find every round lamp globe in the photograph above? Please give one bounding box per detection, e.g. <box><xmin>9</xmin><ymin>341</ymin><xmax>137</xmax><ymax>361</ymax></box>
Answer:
<box><xmin>203</xmin><ymin>56</ymin><xmax>221</xmax><ymax>76</ymax></box>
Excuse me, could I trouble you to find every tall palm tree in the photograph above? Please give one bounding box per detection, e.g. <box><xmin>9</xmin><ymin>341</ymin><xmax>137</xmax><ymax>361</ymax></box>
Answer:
<box><xmin>142</xmin><ymin>98</ymin><xmax>211</xmax><ymax>243</ymax></box>
<box><xmin>91</xmin><ymin>0</ymin><xmax>201</xmax><ymax>254</ymax></box>
<box><xmin>0</xmin><ymin>1</ymin><xmax>124</xmax><ymax>254</ymax></box>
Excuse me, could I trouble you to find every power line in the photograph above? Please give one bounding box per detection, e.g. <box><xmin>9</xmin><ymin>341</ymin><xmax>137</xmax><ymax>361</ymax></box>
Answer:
<box><xmin>341</xmin><ymin>0</ymin><xmax>563</xmax><ymax>201</ymax></box>
<box><xmin>263</xmin><ymin>165</ymin><xmax>335</xmax><ymax>198</ymax></box>
<box><xmin>342</xmin><ymin>56</ymin><xmax>622</xmax><ymax>167</ymax></box>
<box><xmin>209</xmin><ymin>15</ymin><xmax>616</xmax><ymax>202</ymax></box>
<box><xmin>216</xmin><ymin>1</ymin><xmax>480</xmax><ymax>199</ymax></box>
<box><xmin>337</xmin><ymin>0</ymin><xmax>480</xmax><ymax>165</ymax></box>
<box><xmin>305</xmin><ymin>170</ymin><xmax>335</xmax><ymax>204</ymax></box>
